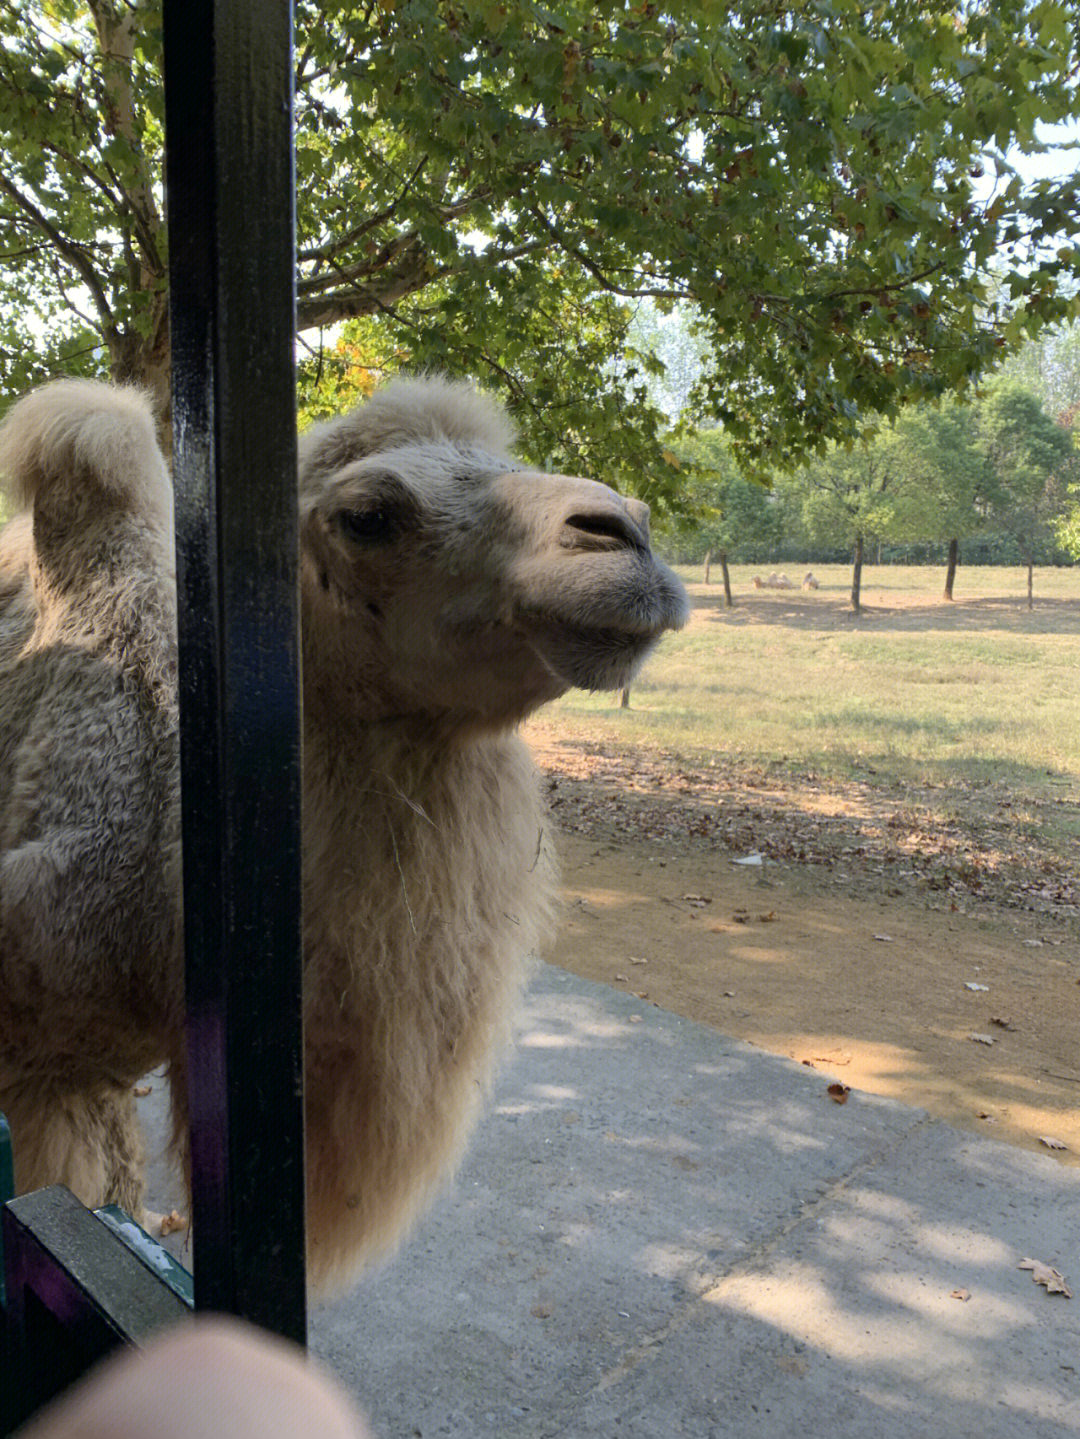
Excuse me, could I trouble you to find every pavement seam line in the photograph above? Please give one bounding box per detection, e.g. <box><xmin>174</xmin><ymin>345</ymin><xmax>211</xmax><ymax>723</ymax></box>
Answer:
<box><xmin>590</xmin><ymin>1108</ymin><xmax>936</xmax><ymax>1399</ymax></box>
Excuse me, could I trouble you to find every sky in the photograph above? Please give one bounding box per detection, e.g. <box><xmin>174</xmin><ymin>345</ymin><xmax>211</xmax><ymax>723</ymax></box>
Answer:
<box><xmin>1001</xmin><ymin>120</ymin><xmax>1080</xmax><ymax>183</ymax></box>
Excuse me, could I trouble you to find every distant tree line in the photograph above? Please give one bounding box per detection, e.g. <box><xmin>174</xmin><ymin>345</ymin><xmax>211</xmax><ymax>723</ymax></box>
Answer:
<box><xmin>657</xmin><ymin>377</ymin><xmax>1080</xmax><ymax>611</ymax></box>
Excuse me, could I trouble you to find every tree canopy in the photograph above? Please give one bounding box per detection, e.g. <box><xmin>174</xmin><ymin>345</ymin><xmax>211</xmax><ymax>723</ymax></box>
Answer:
<box><xmin>975</xmin><ymin>378</ymin><xmax>1078</xmax><ymax>600</ymax></box>
<box><xmin>663</xmin><ymin>425</ymin><xmax>782</xmax><ymax>593</ymax></box>
<box><xmin>3</xmin><ymin>0</ymin><xmax>1080</xmax><ymax>495</ymax></box>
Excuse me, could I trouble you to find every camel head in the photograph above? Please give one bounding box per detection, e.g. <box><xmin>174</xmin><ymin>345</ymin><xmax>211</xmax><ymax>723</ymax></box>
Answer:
<box><xmin>298</xmin><ymin>376</ymin><xmax>688</xmax><ymax>726</ymax></box>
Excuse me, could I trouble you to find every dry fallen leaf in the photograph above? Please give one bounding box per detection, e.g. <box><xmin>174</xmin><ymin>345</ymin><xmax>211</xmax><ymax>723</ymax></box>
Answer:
<box><xmin>873</xmin><ymin>933</ymin><xmax>893</xmax><ymax>942</ymax></box>
<box><xmin>1039</xmin><ymin>1136</ymin><xmax>1068</xmax><ymax>1151</ymax></box>
<box><xmin>969</xmin><ymin>1033</ymin><xmax>996</xmax><ymax>1046</ymax></box>
<box><xmin>990</xmin><ymin>1017</ymin><xmax>1015</xmax><ymax>1030</ymax></box>
<box><xmin>614</xmin><ymin>973</ymin><xmax>628</xmax><ymax>982</ymax></box>
<box><xmin>629</xmin><ymin>956</ymin><xmax>648</xmax><ymax>965</ymax></box>
<box><xmin>775</xmin><ymin>1354</ymin><xmax>808</xmax><ymax>1377</ymax></box>
<box><xmin>160</xmin><ymin>1210</ymin><xmax>188</xmax><ymax>1237</ymax></box>
<box><xmin>758</xmin><ymin>910</ymin><xmax>777</xmax><ymax>923</ymax></box>
<box><xmin>627</xmin><ymin>1014</ymin><xmax>643</xmax><ymax>1024</ymax></box>
<box><xmin>827</xmin><ymin>1083</ymin><xmax>850</xmax><ymax>1104</ymax></box>
<box><xmin>531</xmin><ymin>1303</ymin><xmax>552</xmax><ymax>1319</ymax></box>
<box><xmin>683</xmin><ymin>894</ymin><xmax>712</xmax><ymax>906</ymax></box>
<box><xmin>964</xmin><ymin>982</ymin><xmax>989</xmax><ymax>992</ymax></box>
<box><xmin>950</xmin><ymin>1289</ymin><xmax>972</xmax><ymax>1302</ymax></box>
<box><xmin>1018</xmin><ymin>1258</ymin><xmax>1072</xmax><ymax>1298</ymax></box>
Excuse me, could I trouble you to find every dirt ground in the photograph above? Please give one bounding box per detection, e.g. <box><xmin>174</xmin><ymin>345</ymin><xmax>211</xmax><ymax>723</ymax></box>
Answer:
<box><xmin>524</xmin><ymin>711</ymin><xmax>1080</xmax><ymax>1166</ymax></box>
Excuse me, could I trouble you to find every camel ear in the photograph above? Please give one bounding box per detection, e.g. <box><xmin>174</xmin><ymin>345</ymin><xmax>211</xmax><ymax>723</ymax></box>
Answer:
<box><xmin>298</xmin><ymin>375</ymin><xmax>518</xmax><ymax>495</ymax></box>
<box><xmin>298</xmin><ymin>419</ymin><xmax>373</xmax><ymax>502</ymax></box>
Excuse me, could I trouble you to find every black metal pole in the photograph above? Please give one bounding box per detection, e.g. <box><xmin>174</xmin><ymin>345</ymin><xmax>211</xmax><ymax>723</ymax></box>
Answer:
<box><xmin>162</xmin><ymin>0</ymin><xmax>307</xmax><ymax>1339</ymax></box>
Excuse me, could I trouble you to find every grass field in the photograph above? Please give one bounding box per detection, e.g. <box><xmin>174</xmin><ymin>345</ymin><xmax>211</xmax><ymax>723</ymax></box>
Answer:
<box><xmin>545</xmin><ymin>563</ymin><xmax>1080</xmax><ymax>832</ymax></box>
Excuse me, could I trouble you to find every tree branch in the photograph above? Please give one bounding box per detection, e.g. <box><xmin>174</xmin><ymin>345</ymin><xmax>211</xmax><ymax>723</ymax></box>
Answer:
<box><xmin>529</xmin><ymin>208</ymin><xmax>692</xmax><ymax>301</ymax></box>
<box><xmin>42</xmin><ymin>140</ymin><xmax>126</xmax><ymax>218</ymax></box>
<box><xmin>0</xmin><ymin>172</ymin><xmax>117</xmax><ymax>334</ymax></box>
<box><xmin>298</xmin><ymin>230</ymin><xmax>427</xmax><ymax>296</ymax></box>
<box><xmin>84</xmin><ymin>0</ymin><xmax>164</xmax><ymax>273</ymax></box>
<box><xmin>297</xmin><ymin>157</ymin><xmax>431</xmax><ymax>262</ymax></box>
<box><xmin>296</xmin><ymin>255</ymin><xmax>447</xmax><ymax>330</ymax></box>
<box><xmin>816</xmin><ymin>263</ymin><xmax>949</xmax><ymax>303</ymax></box>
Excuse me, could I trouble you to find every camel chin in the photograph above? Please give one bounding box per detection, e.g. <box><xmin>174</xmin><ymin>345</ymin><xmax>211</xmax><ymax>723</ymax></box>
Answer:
<box><xmin>521</xmin><ymin>619</ymin><xmax>661</xmax><ymax>693</ymax></box>
<box><xmin>520</xmin><ymin>568</ymin><xmax>689</xmax><ymax>693</ymax></box>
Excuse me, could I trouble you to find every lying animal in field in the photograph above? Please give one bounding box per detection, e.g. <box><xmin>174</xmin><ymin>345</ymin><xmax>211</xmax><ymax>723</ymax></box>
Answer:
<box><xmin>0</xmin><ymin>375</ymin><xmax>688</xmax><ymax>1289</ymax></box>
<box><xmin>753</xmin><ymin>572</ymin><xmax>796</xmax><ymax>591</ymax></box>
<box><xmin>802</xmin><ymin>571</ymin><xmax>820</xmax><ymax>590</ymax></box>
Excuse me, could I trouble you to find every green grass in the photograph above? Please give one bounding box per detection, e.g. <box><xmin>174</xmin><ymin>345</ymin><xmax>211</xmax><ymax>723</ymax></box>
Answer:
<box><xmin>544</xmin><ymin>564</ymin><xmax>1080</xmax><ymax>809</ymax></box>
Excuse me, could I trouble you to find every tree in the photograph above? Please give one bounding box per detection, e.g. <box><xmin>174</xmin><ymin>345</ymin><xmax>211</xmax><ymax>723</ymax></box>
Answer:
<box><xmin>623</xmin><ymin>300</ymin><xmax>709</xmax><ymax>423</ymax></box>
<box><xmin>1058</xmin><ymin>490</ymin><xmax>1080</xmax><ymax>560</ymax></box>
<box><xmin>664</xmin><ymin>427</ymin><xmax>781</xmax><ymax>603</ymax></box>
<box><xmin>3</xmin><ymin>0</ymin><xmax>1080</xmax><ymax>483</ymax></box>
<box><xmin>1002</xmin><ymin>320</ymin><xmax>1080</xmax><ymax>423</ymax></box>
<box><xmin>783</xmin><ymin>432</ymin><xmax>899</xmax><ymax>612</ymax></box>
<box><xmin>887</xmin><ymin>402</ymin><xmax>991</xmax><ymax>598</ymax></box>
<box><xmin>975</xmin><ymin>381</ymin><xmax>1077</xmax><ymax>606</ymax></box>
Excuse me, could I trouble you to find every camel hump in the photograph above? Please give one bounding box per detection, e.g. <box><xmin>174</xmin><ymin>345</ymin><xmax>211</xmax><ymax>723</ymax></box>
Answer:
<box><xmin>0</xmin><ymin>379</ymin><xmax>168</xmax><ymax>524</ymax></box>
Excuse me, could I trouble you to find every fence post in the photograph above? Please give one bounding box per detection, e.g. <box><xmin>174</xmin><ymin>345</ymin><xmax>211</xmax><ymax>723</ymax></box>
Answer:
<box><xmin>162</xmin><ymin>0</ymin><xmax>307</xmax><ymax>1340</ymax></box>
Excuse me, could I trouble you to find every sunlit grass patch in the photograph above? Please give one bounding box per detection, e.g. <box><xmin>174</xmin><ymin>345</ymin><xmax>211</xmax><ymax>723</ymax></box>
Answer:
<box><xmin>545</xmin><ymin>564</ymin><xmax>1080</xmax><ymax>807</ymax></box>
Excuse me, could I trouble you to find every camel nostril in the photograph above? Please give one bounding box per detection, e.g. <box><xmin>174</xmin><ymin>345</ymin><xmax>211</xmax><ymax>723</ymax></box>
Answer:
<box><xmin>563</xmin><ymin>509</ymin><xmax>644</xmax><ymax>551</ymax></box>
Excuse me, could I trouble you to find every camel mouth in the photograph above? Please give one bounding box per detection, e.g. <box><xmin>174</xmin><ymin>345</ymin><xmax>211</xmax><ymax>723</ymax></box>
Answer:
<box><xmin>520</xmin><ymin>616</ymin><xmax>665</xmax><ymax>693</ymax></box>
<box><xmin>517</xmin><ymin>561</ymin><xmax>688</xmax><ymax>692</ymax></box>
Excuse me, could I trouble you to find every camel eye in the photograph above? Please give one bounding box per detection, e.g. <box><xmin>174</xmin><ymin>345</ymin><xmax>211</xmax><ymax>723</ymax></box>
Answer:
<box><xmin>334</xmin><ymin>506</ymin><xmax>399</xmax><ymax>545</ymax></box>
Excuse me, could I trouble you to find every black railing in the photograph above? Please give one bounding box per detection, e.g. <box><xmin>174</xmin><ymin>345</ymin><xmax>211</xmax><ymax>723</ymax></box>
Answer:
<box><xmin>162</xmin><ymin>0</ymin><xmax>307</xmax><ymax>1340</ymax></box>
<box><xmin>2</xmin><ymin>0</ymin><xmax>308</xmax><ymax>1422</ymax></box>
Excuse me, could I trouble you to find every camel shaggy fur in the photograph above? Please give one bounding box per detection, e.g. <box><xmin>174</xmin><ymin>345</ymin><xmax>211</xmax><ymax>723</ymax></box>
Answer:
<box><xmin>0</xmin><ymin>375</ymin><xmax>687</xmax><ymax>1289</ymax></box>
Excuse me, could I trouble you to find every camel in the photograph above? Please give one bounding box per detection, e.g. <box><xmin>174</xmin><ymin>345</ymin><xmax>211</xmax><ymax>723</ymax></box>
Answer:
<box><xmin>0</xmin><ymin>375</ymin><xmax>687</xmax><ymax>1290</ymax></box>
<box><xmin>755</xmin><ymin>572</ymin><xmax>795</xmax><ymax>591</ymax></box>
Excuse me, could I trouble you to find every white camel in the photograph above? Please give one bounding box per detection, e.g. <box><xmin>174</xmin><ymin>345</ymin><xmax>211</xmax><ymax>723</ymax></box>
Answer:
<box><xmin>0</xmin><ymin>375</ymin><xmax>687</xmax><ymax>1290</ymax></box>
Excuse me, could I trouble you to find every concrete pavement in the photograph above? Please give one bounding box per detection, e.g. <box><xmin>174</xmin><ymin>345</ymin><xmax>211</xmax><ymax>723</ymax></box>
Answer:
<box><xmin>144</xmin><ymin>964</ymin><xmax>1080</xmax><ymax>1438</ymax></box>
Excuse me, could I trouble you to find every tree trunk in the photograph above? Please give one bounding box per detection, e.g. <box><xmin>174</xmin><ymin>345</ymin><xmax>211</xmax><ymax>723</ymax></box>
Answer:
<box><xmin>619</xmin><ymin>687</ymin><xmax>631</xmax><ymax>709</ymax></box>
<box><xmin>109</xmin><ymin>312</ymin><xmax>173</xmax><ymax>454</ymax></box>
<box><xmin>943</xmin><ymin>538</ymin><xmax>959</xmax><ymax>601</ymax></box>
<box><xmin>703</xmin><ymin>549</ymin><xmax>711</xmax><ymax>585</ymax></box>
<box><xmin>851</xmin><ymin>534</ymin><xmax>864</xmax><ymax>613</ymax></box>
<box><xmin>720</xmin><ymin>550</ymin><xmax>733</xmax><ymax>607</ymax></box>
